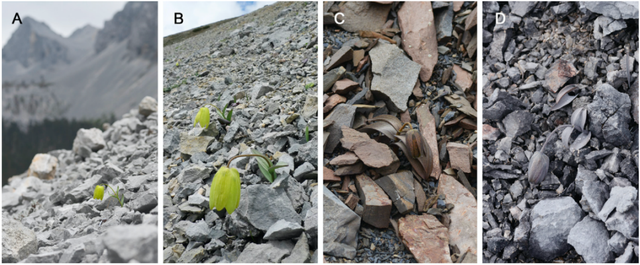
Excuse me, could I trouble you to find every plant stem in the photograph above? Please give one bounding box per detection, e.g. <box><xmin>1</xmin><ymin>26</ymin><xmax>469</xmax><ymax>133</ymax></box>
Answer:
<box><xmin>106</xmin><ymin>185</ymin><xmax>124</xmax><ymax>207</ymax></box>
<box><xmin>541</xmin><ymin>124</ymin><xmax>572</xmax><ymax>152</ymax></box>
<box><xmin>397</xmin><ymin>122</ymin><xmax>413</xmax><ymax>134</ymax></box>
<box><xmin>227</xmin><ymin>154</ymin><xmax>272</xmax><ymax>168</ymax></box>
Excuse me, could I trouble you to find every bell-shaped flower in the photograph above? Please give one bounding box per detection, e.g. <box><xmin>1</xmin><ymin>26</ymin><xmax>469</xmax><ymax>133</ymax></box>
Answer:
<box><xmin>210</xmin><ymin>166</ymin><xmax>241</xmax><ymax>214</ymax></box>
<box><xmin>194</xmin><ymin>107</ymin><xmax>210</xmax><ymax>129</ymax></box>
<box><xmin>93</xmin><ymin>185</ymin><xmax>105</xmax><ymax>200</ymax></box>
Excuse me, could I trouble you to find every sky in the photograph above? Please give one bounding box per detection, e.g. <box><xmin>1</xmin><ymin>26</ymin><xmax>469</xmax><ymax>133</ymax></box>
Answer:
<box><xmin>2</xmin><ymin>1</ymin><xmax>127</xmax><ymax>46</ymax></box>
<box><xmin>163</xmin><ymin>1</ymin><xmax>276</xmax><ymax>37</ymax></box>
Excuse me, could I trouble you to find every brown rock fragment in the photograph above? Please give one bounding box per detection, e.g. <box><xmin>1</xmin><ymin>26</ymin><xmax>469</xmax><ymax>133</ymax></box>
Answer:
<box><xmin>544</xmin><ymin>59</ymin><xmax>577</xmax><ymax>93</ymax></box>
<box><xmin>459</xmin><ymin>118</ymin><xmax>477</xmax><ymax>130</ymax></box>
<box><xmin>482</xmin><ymin>124</ymin><xmax>501</xmax><ymax>141</ymax></box>
<box><xmin>464</xmin><ymin>6</ymin><xmax>477</xmax><ymax>30</ymax></box>
<box><xmin>355</xmin><ymin>174</ymin><xmax>392</xmax><ymax>228</ymax></box>
<box><xmin>332</xmin><ymin>79</ymin><xmax>360</xmax><ymax>95</ymax></box>
<box><xmin>399</xmin><ymin>214</ymin><xmax>452</xmax><ymax>263</ymax></box>
<box><xmin>352</xmin><ymin>49</ymin><xmax>365</xmax><ymax>66</ymax></box>
<box><xmin>334</xmin><ymin>162</ymin><xmax>366</xmax><ymax>176</ymax></box>
<box><xmin>329</xmin><ymin>152</ymin><xmax>360</xmax><ymax>166</ymax></box>
<box><xmin>398</xmin><ymin>2</ymin><xmax>438</xmax><ymax>81</ymax></box>
<box><xmin>323</xmin><ymin>95</ymin><xmax>346</xmax><ymax>113</ymax></box>
<box><xmin>352</xmin><ymin>139</ymin><xmax>394</xmax><ymax>168</ymax></box>
<box><xmin>414</xmin><ymin>179</ymin><xmax>426</xmax><ymax>212</ymax></box>
<box><xmin>344</xmin><ymin>193</ymin><xmax>359</xmax><ymax>210</ymax></box>
<box><xmin>340</xmin><ymin>127</ymin><xmax>370</xmax><ymax>150</ymax></box>
<box><xmin>453</xmin><ymin>64</ymin><xmax>473</xmax><ymax>92</ymax></box>
<box><xmin>412</xmin><ymin>81</ymin><xmax>424</xmax><ymax>98</ymax></box>
<box><xmin>453</xmin><ymin>1</ymin><xmax>464</xmax><ymax>11</ymax></box>
<box><xmin>437</xmin><ymin>174</ymin><xmax>477</xmax><ymax>259</ymax></box>
<box><xmin>326</xmin><ymin>46</ymin><xmax>353</xmax><ymax>71</ymax></box>
<box><xmin>323</xmin><ymin>167</ymin><xmax>341</xmax><ymax>182</ymax></box>
<box><xmin>377</xmin><ymin>147</ymin><xmax>401</xmax><ymax>175</ymax></box>
<box><xmin>375</xmin><ymin>171</ymin><xmax>415</xmax><ymax>214</ymax></box>
<box><xmin>447</xmin><ymin>142</ymin><xmax>471</xmax><ymax>173</ymax></box>
<box><xmin>338</xmin><ymin>2</ymin><xmax>391</xmax><ymax>32</ymax></box>
<box><xmin>415</xmin><ymin>104</ymin><xmax>441</xmax><ymax>178</ymax></box>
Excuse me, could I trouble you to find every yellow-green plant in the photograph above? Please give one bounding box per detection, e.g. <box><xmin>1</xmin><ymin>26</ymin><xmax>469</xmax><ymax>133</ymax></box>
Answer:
<box><xmin>93</xmin><ymin>185</ymin><xmax>105</xmax><ymax>200</ymax></box>
<box><xmin>210</xmin><ymin>166</ymin><xmax>241</xmax><ymax>214</ymax></box>
<box><xmin>305</xmin><ymin>125</ymin><xmax>310</xmax><ymax>142</ymax></box>
<box><xmin>209</xmin><ymin>151</ymin><xmax>288</xmax><ymax>213</ymax></box>
<box><xmin>194</xmin><ymin>107</ymin><xmax>210</xmax><ymax>129</ymax></box>
<box><xmin>93</xmin><ymin>184</ymin><xmax>124</xmax><ymax>207</ymax></box>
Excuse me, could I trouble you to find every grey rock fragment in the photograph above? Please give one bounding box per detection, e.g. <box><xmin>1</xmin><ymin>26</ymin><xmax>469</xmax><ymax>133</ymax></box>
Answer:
<box><xmin>567</xmin><ymin>216</ymin><xmax>613</xmax><ymax>263</ymax></box>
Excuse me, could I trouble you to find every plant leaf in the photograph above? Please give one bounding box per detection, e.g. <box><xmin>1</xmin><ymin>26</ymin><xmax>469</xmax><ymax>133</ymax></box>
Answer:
<box><xmin>561</xmin><ymin>126</ymin><xmax>573</xmax><ymax>148</ymax></box>
<box><xmin>570</xmin><ymin>130</ymin><xmax>591</xmax><ymax>152</ymax></box>
<box><xmin>368</xmin><ymin>114</ymin><xmax>403</xmax><ymax>131</ymax></box>
<box><xmin>251</xmin><ymin>149</ymin><xmax>273</xmax><ymax>182</ymax></box>
<box><xmin>551</xmin><ymin>84</ymin><xmax>580</xmax><ymax>111</ymax></box>
<box><xmin>359</xmin><ymin>122</ymin><xmax>398</xmax><ymax>141</ymax></box>
<box><xmin>227</xmin><ymin>109</ymin><xmax>233</xmax><ymax>120</ymax></box>
<box><xmin>394</xmin><ymin>136</ymin><xmax>429</xmax><ymax>179</ymax></box>
<box><xmin>571</xmin><ymin>108</ymin><xmax>587</xmax><ymax>132</ymax></box>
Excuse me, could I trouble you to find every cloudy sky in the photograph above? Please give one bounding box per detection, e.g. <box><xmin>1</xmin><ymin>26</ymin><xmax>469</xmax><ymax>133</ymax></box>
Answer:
<box><xmin>163</xmin><ymin>1</ymin><xmax>276</xmax><ymax>37</ymax></box>
<box><xmin>2</xmin><ymin>2</ymin><xmax>127</xmax><ymax>46</ymax></box>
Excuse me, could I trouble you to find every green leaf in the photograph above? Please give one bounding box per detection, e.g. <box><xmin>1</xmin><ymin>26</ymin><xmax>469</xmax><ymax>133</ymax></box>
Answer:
<box><xmin>252</xmin><ymin>149</ymin><xmax>274</xmax><ymax>182</ymax></box>
<box><xmin>226</xmin><ymin>109</ymin><xmax>233</xmax><ymax>121</ymax></box>
<box><xmin>305</xmin><ymin>126</ymin><xmax>310</xmax><ymax>142</ymax></box>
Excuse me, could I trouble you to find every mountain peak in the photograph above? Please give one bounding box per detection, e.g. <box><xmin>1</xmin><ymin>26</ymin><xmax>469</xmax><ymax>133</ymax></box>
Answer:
<box><xmin>2</xmin><ymin>16</ymin><xmax>68</xmax><ymax>68</ymax></box>
<box><xmin>69</xmin><ymin>24</ymin><xmax>98</xmax><ymax>40</ymax></box>
<box><xmin>94</xmin><ymin>2</ymin><xmax>157</xmax><ymax>60</ymax></box>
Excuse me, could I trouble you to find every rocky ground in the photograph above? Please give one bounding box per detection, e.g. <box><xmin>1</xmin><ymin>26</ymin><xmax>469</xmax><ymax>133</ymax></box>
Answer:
<box><xmin>482</xmin><ymin>2</ymin><xmax>639</xmax><ymax>263</ymax></box>
<box><xmin>162</xmin><ymin>2</ymin><xmax>318</xmax><ymax>263</ymax></box>
<box><xmin>322</xmin><ymin>2</ymin><xmax>477</xmax><ymax>263</ymax></box>
<box><xmin>2</xmin><ymin>96</ymin><xmax>159</xmax><ymax>263</ymax></box>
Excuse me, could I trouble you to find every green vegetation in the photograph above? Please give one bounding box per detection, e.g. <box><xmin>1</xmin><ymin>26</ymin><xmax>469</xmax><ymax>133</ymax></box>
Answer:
<box><xmin>251</xmin><ymin>149</ymin><xmax>288</xmax><ymax>182</ymax></box>
<box><xmin>305</xmin><ymin>125</ymin><xmax>310</xmax><ymax>142</ymax></box>
<box><xmin>304</xmin><ymin>83</ymin><xmax>315</xmax><ymax>90</ymax></box>
<box><xmin>213</xmin><ymin>103</ymin><xmax>233</xmax><ymax>122</ymax></box>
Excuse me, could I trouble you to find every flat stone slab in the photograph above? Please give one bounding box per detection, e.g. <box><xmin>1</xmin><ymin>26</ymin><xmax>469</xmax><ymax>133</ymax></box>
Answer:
<box><xmin>447</xmin><ymin>142</ymin><xmax>472</xmax><ymax>173</ymax></box>
<box><xmin>416</xmin><ymin>103</ymin><xmax>441</xmax><ymax>178</ymax></box>
<box><xmin>355</xmin><ymin>174</ymin><xmax>392</xmax><ymax>228</ymax></box>
<box><xmin>399</xmin><ymin>214</ymin><xmax>452</xmax><ymax>263</ymax></box>
<box><xmin>338</xmin><ymin>2</ymin><xmax>391</xmax><ymax>32</ymax></box>
<box><xmin>398</xmin><ymin>1</ymin><xmax>438</xmax><ymax>81</ymax></box>
<box><xmin>375</xmin><ymin>170</ymin><xmax>415</xmax><ymax>214</ymax></box>
<box><xmin>529</xmin><ymin>197</ymin><xmax>583</xmax><ymax>261</ymax></box>
<box><xmin>437</xmin><ymin>174</ymin><xmax>477</xmax><ymax>259</ymax></box>
<box><xmin>567</xmin><ymin>216</ymin><xmax>614</xmax><ymax>263</ymax></box>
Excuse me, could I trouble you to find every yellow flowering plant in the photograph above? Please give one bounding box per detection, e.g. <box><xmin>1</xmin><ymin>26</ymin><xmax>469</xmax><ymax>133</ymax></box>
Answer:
<box><xmin>93</xmin><ymin>184</ymin><xmax>124</xmax><ymax>207</ymax></box>
<box><xmin>209</xmin><ymin>150</ymin><xmax>287</xmax><ymax>214</ymax></box>
<box><xmin>93</xmin><ymin>185</ymin><xmax>105</xmax><ymax>200</ymax></box>
<box><xmin>194</xmin><ymin>107</ymin><xmax>210</xmax><ymax>129</ymax></box>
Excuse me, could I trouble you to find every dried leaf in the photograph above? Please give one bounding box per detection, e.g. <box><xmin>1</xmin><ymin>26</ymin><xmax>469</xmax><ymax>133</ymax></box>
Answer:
<box><xmin>445</xmin><ymin>95</ymin><xmax>477</xmax><ymax>118</ymax></box>
<box><xmin>393</xmin><ymin>139</ymin><xmax>428</xmax><ymax>180</ymax></box>
<box><xmin>528</xmin><ymin>151</ymin><xmax>549</xmax><ymax>184</ymax></box>
<box><xmin>359</xmin><ymin>122</ymin><xmax>397</xmax><ymax>140</ymax></box>
<box><xmin>571</xmin><ymin>108</ymin><xmax>587</xmax><ymax>132</ymax></box>
<box><xmin>369</xmin><ymin>114</ymin><xmax>403</xmax><ymax>131</ymax></box>
<box><xmin>551</xmin><ymin>84</ymin><xmax>580</xmax><ymax>111</ymax></box>
<box><xmin>570</xmin><ymin>130</ymin><xmax>591</xmax><ymax>152</ymax></box>
<box><xmin>561</xmin><ymin>126</ymin><xmax>573</xmax><ymax>148</ymax></box>
<box><xmin>402</xmin><ymin>129</ymin><xmax>433</xmax><ymax>179</ymax></box>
